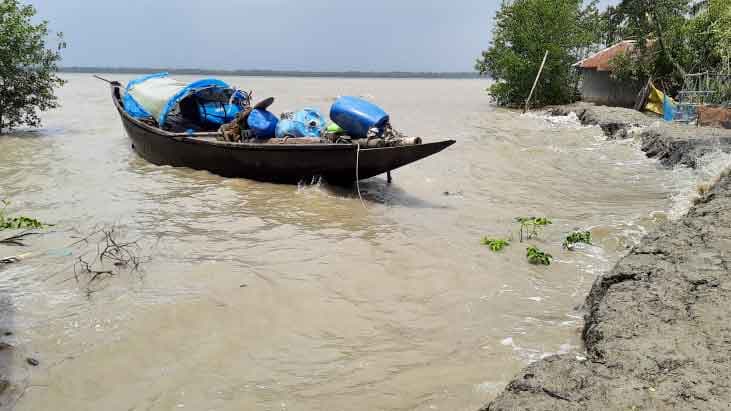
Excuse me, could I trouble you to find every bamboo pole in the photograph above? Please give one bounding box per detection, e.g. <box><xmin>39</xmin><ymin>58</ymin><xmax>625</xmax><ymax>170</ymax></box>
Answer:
<box><xmin>524</xmin><ymin>50</ymin><xmax>549</xmax><ymax>113</ymax></box>
<box><xmin>634</xmin><ymin>77</ymin><xmax>652</xmax><ymax>112</ymax></box>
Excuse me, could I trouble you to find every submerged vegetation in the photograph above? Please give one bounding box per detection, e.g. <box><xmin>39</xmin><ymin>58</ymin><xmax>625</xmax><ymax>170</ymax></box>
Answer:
<box><xmin>0</xmin><ymin>215</ymin><xmax>45</xmax><ymax>230</ymax></box>
<box><xmin>516</xmin><ymin>217</ymin><xmax>553</xmax><ymax>242</ymax></box>
<box><xmin>481</xmin><ymin>218</ymin><xmax>597</xmax><ymax>267</ymax></box>
<box><xmin>0</xmin><ymin>200</ymin><xmax>47</xmax><ymax>247</ymax></box>
<box><xmin>563</xmin><ymin>230</ymin><xmax>592</xmax><ymax>250</ymax></box>
<box><xmin>0</xmin><ymin>200</ymin><xmax>45</xmax><ymax>231</ymax></box>
<box><xmin>481</xmin><ymin>216</ymin><xmax>555</xmax><ymax>267</ymax></box>
<box><xmin>481</xmin><ymin>237</ymin><xmax>510</xmax><ymax>252</ymax></box>
<box><xmin>526</xmin><ymin>246</ymin><xmax>553</xmax><ymax>265</ymax></box>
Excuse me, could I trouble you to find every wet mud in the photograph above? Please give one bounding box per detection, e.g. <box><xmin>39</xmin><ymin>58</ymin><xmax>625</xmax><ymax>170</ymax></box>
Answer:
<box><xmin>484</xmin><ymin>105</ymin><xmax>731</xmax><ymax>410</ymax></box>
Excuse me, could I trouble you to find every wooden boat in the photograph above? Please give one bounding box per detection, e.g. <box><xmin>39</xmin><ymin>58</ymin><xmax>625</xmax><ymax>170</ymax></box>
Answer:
<box><xmin>109</xmin><ymin>82</ymin><xmax>455</xmax><ymax>184</ymax></box>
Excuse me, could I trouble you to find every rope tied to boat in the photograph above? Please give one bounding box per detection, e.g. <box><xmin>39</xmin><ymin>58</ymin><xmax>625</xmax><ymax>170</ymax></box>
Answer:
<box><xmin>355</xmin><ymin>143</ymin><xmax>367</xmax><ymax>210</ymax></box>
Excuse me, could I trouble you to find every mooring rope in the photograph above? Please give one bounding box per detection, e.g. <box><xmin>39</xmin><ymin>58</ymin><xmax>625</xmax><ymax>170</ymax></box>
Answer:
<box><xmin>355</xmin><ymin>144</ymin><xmax>367</xmax><ymax>209</ymax></box>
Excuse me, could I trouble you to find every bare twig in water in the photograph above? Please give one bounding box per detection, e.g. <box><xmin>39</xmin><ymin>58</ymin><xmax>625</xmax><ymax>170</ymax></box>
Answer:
<box><xmin>74</xmin><ymin>256</ymin><xmax>113</xmax><ymax>281</ymax></box>
<box><xmin>98</xmin><ymin>226</ymin><xmax>144</xmax><ymax>271</ymax></box>
<box><xmin>0</xmin><ymin>251</ymin><xmax>37</xmax><ymax>265</ymax></box>
<box><xmin>0</xmin><ymin>231</ymin><xmax>43</xmax><ymax>247</ymax></box>
<box><xmin>2</xmin><ymin>228</ymin><xmax>101</xmax><ymax>268</ymax></box>
<box><xmin>0</xmin><ymin>255</ymin><xmax>22</xmax><ymax>264</ymax></box>
<box><xmin>69</xmin><ymin>225</ymin><xmax>149</xmax><ymax>290</ymax></box>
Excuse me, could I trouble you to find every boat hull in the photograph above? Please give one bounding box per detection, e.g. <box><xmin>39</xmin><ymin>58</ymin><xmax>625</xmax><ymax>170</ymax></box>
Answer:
<box><xmin>111</xmin><ymin>84</ymin><xmax>455</xmax><ymax>184</ymax></box>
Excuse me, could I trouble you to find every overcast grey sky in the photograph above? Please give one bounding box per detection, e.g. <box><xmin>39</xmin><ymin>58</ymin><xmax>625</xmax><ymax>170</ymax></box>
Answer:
<box><xmin>29</xmin><ymin>0</ymin><xmax>618</xmax><ymax>72</ymax></box>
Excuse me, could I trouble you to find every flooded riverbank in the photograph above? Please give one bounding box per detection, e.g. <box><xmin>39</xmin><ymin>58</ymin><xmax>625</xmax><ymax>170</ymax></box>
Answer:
<box><xmin>485</xmin><ymin>102</ymin><xmax>731</xmax><ymax>411</ymax></box>
<box><xmin>0</xmin><ymin>74</ymin><xmax>723</xmax><ymax>410</ymax></box>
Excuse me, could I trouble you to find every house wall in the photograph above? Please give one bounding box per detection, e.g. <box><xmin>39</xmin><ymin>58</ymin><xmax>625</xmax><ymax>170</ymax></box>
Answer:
<box><xmin>580</xmin><ymin>70</ymin><xmax>641</xmax><ymax>108</ymax></box>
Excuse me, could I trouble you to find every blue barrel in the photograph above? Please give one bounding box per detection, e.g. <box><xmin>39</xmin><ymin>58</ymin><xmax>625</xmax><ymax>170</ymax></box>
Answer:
<box><xmin>247</xmin><ymin>109</ymin><xmax>279</xmax><ymax>139</ymax></box>
<box><xmin>276</xmin><ymin>108</ymin><xmax>327</xmax><ymax>138</ymax></box>
<box><xmin>198</xmin><ymin>102</ymin><xmax>241</xmax><ymax>126</ymax></box>
<box><xmin>663</xmin><ymin>95</ymin><xmax>675</xmax><ymax>122</ymax></box>
<box><xmin>275</xmin><ymin>119</ymin><xmax>299</xmax><ymax>138</ymax></box>
<box><xmin>330</xmin><ymin>96</ymin><xmax>389</xmax><ymax>138</ymax></box>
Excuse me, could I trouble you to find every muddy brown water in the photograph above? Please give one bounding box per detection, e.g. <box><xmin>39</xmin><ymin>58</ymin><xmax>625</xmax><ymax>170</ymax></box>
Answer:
<box><xmin>0</xmin><ymin>74</ymin><xmax>721</xmax><ymax>410</ymax></box>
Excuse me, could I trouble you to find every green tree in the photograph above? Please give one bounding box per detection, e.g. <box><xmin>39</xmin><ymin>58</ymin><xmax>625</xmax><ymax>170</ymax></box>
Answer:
<box><xmin>604</xmin><ymin>0</ymin><xmax>690</xmax><ymax>88</ymax></box>
<box><xmin>0</xmin><ymin>0</ymin><xmax>66</xmax><ymax>133</ymax></box>
<box><xmin>703</xmin><ymin>0</ymin><xmax>731</xmax><ymax>71</ymax></box>
<box><xmin>475</xmin><ymin>0</ymin><xmax>601</xmax><ymax>107</ymax></box>
<box><xmin>606</xmin><ymin>0</ymin><xmax>730</xmax><ymax>93</ymax></box>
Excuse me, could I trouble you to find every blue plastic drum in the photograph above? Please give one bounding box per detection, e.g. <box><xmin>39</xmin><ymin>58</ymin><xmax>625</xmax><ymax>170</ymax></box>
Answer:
<box><xmin>198</xmin><ymin>102</ymin><xmax>241</xmax><ymax>126</ymax></box>
<box><xmin>247</xmin><ymin>109</ymin><xmax>279</xmax><ymax>139</ymax></box>
<box><xmin>330</xmin><ymin>96</ymin><xmax>389</xmax><ymax>138</ymax></box>
<box><xmin>275</xmin><ymin>108</ymin><xmax>327</xmax><ymax>138</ymax></box>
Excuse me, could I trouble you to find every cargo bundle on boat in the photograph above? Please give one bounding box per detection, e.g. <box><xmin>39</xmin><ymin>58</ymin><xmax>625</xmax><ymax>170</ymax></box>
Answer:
<box><xmin>107</xmin><ymin>73</ymin><xmax>455</xmax><ymax>184</ymax></box>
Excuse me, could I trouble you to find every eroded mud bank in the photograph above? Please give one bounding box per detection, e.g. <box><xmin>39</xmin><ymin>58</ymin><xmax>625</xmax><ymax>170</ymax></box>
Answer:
<box><xmin>483</xmin><ymin>104</ymin><xmax>731</xmax><ymax>410</ymax></box>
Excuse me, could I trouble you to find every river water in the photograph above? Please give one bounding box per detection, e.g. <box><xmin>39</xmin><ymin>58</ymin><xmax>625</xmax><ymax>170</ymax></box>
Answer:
<box><xmin>0</xmin><ymin>74</ymin><xmax>719</xmax><ymax>410</ymax></box>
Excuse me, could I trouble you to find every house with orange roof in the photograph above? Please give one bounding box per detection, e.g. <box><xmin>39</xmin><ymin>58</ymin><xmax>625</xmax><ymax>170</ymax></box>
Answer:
<box><xmin>573</xmin><ymin>40</ymin><xmax>643</xmax><ymax>107</ymax></box>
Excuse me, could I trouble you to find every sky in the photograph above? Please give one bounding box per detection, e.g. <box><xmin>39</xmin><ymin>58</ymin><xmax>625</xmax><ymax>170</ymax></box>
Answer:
<box><xmin>28</xmin><ymin>0</ymin><xmax>619</xmax><ymax>73</ymax></box>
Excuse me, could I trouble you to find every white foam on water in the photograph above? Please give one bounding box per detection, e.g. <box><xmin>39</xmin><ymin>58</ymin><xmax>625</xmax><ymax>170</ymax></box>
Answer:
<box><xmin>668</xmin><ymin>149</ymin><xmax>731</xmax><ymax>219</ymax></box>
<box><xmin>296</xmin><ymin>176</ymin><xmax>325</xmax><ymax>191</ymax></box>
<box><xmin>474</xmin><ymin>381</ymin><xmax>505</xmax><ymax>395</ymax></box>
<box><xmin>522</xmin><ymin>111</ymin><xmax>592</xmax><ymax>129</ymax></box>
<box><xmin>501</xmin><ymin>335</ymin><xmax>578</xmax><ymax>364</ymax></box>
<box><xmin>625</xmin><ymin>125</ymin><xmax>648</xmax><ymax>137</ymax></box>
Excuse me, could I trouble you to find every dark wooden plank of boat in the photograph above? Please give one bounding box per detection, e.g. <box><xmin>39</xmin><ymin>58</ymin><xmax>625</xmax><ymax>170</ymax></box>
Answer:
<box><xmin>111</xmin><ymin>84</ymin><xmax>455</xmax><ymax>184</ymax></box>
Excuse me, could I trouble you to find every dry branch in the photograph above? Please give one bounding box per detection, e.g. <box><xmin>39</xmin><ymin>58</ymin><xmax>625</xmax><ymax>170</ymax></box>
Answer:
<box><xmin>0</xmin><ymin>231</ymin><xmax>42</xmax><ymax>247</ymax></box>
<box><xmin>71</xmin><ymin>225</ymin><xmax>149</xmax><ymax>289</ymax></box>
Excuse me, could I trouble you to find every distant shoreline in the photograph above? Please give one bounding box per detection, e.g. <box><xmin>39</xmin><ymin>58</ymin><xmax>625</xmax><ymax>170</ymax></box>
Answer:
<box><xmin>61</xmin><ymin>67</ymin><xmax>482</xmax><ymax>79</ymax></box>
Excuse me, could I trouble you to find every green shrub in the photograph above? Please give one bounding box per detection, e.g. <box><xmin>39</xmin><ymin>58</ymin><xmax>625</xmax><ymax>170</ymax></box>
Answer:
<box><xmin>527</xmin><ymin>246</ymin><xmax>553</xmax><ymax>265</ymax></box>
<box><xmin>516</xmin><ymin>217</ymin><xmax>553</xmax><ymax>242</ymax></box>
<box><xmin>0</xmin><ymin>200</ymin><xmax>46</xmax><ymax>230</ymax></box>
<box><xmin>481</xmin><ymin>238</ymin><xmax>510</xmax><ymax>252</ymax></box>
<box><xmin>563</xmin><ymin>231</ymin><xmax>592</xmax><ymax>250</ymax></box>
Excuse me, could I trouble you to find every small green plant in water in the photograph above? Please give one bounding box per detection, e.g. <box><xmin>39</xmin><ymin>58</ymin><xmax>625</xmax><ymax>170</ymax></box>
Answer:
<box><xmin>515</xmin><ymin>217</ymin><xmax>552</xmax><ymax>242</ymax></box>
<box><xmin>481</xmin><ymin>237</ymin><xmax>510</xmax><ymax>252</ymax></box>
<box><xmin>0</xmin><ymin>200</ymin><xmax>46</xmax><ymax>230</ymax></box>
<box><xmin>527</xmin><ymin>246</ymin><xmax>552</xmax><ymax>265</ymax></box>
<box><xmin>563</xmin><ymin>231</ymin><xmax>592</xmax><ymax>250</ymax></box>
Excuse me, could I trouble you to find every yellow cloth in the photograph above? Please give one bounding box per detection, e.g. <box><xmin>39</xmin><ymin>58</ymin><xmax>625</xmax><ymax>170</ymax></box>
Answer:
<box><xmin>645</xmin><ymin>83</ymin><xmax>676</xmax><ymax>116</ymax></box>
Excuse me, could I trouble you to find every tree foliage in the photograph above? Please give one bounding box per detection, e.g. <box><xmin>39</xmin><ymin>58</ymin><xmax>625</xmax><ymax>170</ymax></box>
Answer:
<box><xmin>475</xmin><ymin>0</ymin><xmax>601</xmax><ymax>107</ymax></box>
<box><xmin>606</xmin><ymin>0</ymin><xmax>731</xmax><ymax>93</ymax></box>
<box><xmin>0</xmin><ymin>0</ymin><xmax>66</xmax><ymax>133</ymax></box>
<box><xmin>700</xmin><ymin>0</ymin><xmax>731</xmax><ymax>70</ymax></box>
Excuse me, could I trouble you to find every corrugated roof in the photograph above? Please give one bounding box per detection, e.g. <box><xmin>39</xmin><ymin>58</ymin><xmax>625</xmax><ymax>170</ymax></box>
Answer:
<box><xmin>573</xmin><ymin>40</ymin><xmax>636</xmax><ymax>71</ymax></box>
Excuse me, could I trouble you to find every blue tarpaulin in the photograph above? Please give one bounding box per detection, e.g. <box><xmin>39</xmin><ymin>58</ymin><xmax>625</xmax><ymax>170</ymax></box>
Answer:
<box><xmin>123</xmin><ymin>73</ymin><xmax>248</xmax><ymax>127</ymax></box>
